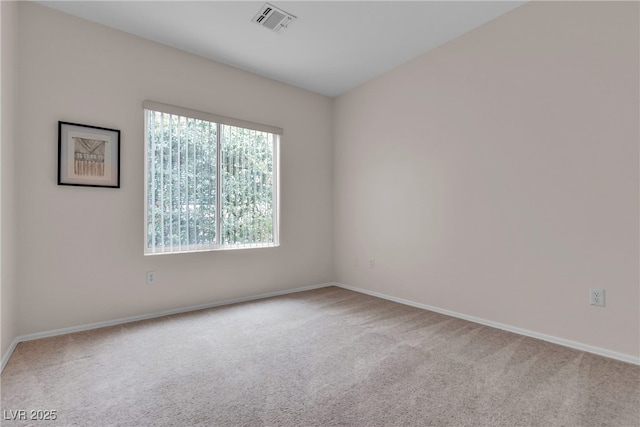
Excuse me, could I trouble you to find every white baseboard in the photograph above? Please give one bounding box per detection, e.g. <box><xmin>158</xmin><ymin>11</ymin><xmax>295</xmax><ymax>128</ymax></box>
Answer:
<box><xmin>1</xmin><ymin>338</ymin><xmax>20</xmax><ymax>372</ymax></box>
<box><xmin>0</xmin><ymin>282</ymin><xmax>334</xmax><ymax>372</ymax></box>
<box><xmin>333</xmin><ymin>282</ymin><xmax>640</xmax><ymax>366</ymax></box>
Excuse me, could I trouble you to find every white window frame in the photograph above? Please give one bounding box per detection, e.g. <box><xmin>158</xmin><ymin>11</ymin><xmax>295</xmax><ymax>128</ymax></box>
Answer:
<box><xmin>143</xmin><ymin>101</ymin><xmax>281</xmax><ymax>255</ymax></box>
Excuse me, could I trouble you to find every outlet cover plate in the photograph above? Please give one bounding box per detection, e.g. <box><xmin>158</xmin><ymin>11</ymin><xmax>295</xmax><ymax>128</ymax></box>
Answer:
<box><xmin>146</xmin><ymin>271</ymin><xmax>156</xmax><ymax>284</ymax></box>
<box><xmin>590</xmin><ymin>288</ymin><xmax>605</xmax><ymax>307</ymax></box>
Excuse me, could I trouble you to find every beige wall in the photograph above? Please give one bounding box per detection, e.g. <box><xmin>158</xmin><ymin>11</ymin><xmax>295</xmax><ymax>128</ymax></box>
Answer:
<box><xmin>333</xmin><ymin>1</ymin><xmax>639</xmax><ymax>358</ymax></box>
<box><xmin>15</xmin><ymin>2</ymin><xmax>333</xmax><ymax>335</ymax></box>
<box><xmin>1</xmin><ymin>1</ymin><xmax>19</xmax><ymax>360</ymax></box>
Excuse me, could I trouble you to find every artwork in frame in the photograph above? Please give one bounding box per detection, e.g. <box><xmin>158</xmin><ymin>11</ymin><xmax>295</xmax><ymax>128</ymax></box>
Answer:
<box><xmin>58</xmin><ymin>121</ymin><xmax>120</xmax><ymax>188</ymax></box>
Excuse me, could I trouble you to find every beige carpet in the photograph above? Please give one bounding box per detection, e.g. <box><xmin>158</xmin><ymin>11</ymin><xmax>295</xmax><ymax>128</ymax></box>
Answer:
<box><xmin>2</xmin><ymin>287</ymin><xmax>639</xmax><ymax>426</ymax></box>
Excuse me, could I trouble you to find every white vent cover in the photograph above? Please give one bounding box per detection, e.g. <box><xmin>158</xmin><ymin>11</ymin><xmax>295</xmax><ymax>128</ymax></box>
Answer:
<box><xmin>252</xmin><ymin>3</ymin><xmax>296</xmax><ymax>33</ymax></box>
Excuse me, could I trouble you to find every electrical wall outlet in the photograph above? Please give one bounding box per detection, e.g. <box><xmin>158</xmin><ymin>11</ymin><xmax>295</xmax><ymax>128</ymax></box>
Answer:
<box><xmin>590</xmin><ymin>288</ymin><xmax>605</xmax><ymax>307</ymax></box>
<box><xmin>146</xmin><ymin>271</ymin><xmax>156</xmax><ymax>284</ymax></box>
<box><xmin>369</xmin><ymin>259</ymin><xmax>375</xmax><ymax>270</ymax></box>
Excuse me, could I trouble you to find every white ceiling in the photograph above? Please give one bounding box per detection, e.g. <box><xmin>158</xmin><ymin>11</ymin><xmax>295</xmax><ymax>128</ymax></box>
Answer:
<box><xmin>36</xmin><ymin>1</ymin><xmax>526</xmax><ymax>97</ymax></box>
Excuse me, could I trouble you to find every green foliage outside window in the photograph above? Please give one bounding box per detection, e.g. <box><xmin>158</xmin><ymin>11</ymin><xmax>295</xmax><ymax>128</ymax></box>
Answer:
<box><xmin>146</xmin><ymin>110</ymin><xmax>275</xmax><ymax>253</ymax></box>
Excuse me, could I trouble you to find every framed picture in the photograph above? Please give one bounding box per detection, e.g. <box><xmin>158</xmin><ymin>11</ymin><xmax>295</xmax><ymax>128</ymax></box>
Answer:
<box><xmin>58</xmin><ymin>121</ymin><xmax>120</xmax><ymax>188</ymax></box>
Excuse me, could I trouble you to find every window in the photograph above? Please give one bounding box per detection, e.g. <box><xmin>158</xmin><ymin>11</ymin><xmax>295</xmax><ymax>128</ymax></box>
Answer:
<box><xmin>144</xmin><ymin>101</ymin><xmax>280</xmax><ymax>254</ymax></box>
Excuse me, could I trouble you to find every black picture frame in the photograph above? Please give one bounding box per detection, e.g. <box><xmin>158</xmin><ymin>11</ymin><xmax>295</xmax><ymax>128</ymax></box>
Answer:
<box><xmin>58</xmin><ymin>121</ymin><xmax>120</xmax><ymax>188</ymax></box>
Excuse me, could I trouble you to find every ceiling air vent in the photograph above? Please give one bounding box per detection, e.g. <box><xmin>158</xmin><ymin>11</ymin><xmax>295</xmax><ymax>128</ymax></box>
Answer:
<box><xmin>252</xmin><ymin>3</ymin><xmax>296</xmax><ymax>33</ymax></box>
